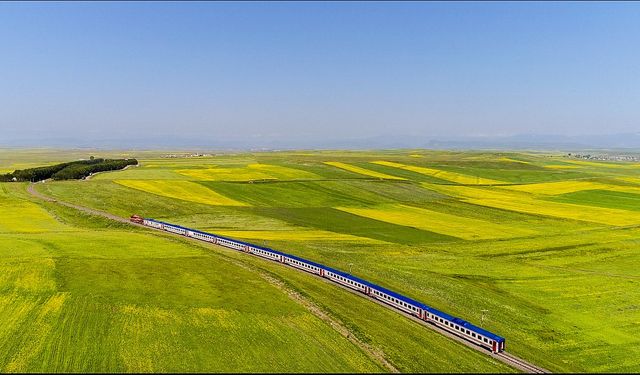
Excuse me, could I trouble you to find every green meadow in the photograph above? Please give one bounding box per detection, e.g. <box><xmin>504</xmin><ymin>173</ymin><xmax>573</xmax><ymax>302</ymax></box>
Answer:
<box><xmin>3</xmin><ymin>149</ymin><xmax>640</xmax><ymax>372</ymax></box>
<box><xmin>0</xmin><ymin>152</ymin><xmax>512</xmax><ymax>373</ymax></box>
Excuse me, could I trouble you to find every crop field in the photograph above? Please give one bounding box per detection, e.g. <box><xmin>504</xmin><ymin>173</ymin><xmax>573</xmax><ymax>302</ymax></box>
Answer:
<box><xmin>323</xmin><ymin>162</ymin><xmax>407</xmax><ymax>180</ymax></box>
<box><xmin>501</xmin><ymin>179</ymin><xmax>640</xmax><ymax>195</ymax></box>
<box><xmin>4</xmin><ymin>149</ymin><xmax>640</xmax><ymax>372</ymax></box>
<box><xmin>211</xmin><ymin>229</ymin><xmax>389</xmax><ymax>244</ymax></box>
<box><xmin>336</xmin><ymin>204</ymin><xmax>538</xmax><ymax>240</ymax></box>
<box><xmin>114</xmin><ymin>180</ymin><xmax>248</xmax><ymax>206</ymax></box>
<box><xmin>176</xmin><ymin>163</ymin><xmax>320</xmax><ymax>181</ymax></box>
<box><xmin>423</xmin><ymin>183</ymin><xmax>640</xmax><ymax>226</ymax></box>
<box><xmin>371</xmin><ymin>160</ymin><xmax>504</xmax><ymax>185</ymax></box>
<box><xmin>0</xmin><ymin>155</ymin><xmax>512</xmax><ymax>373</ymax></box>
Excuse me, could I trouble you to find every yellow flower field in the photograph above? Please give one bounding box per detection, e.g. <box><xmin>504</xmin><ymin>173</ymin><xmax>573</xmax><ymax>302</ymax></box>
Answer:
<box><xmin>617</xmin><ymin>177</ymin><xmax>640</xmax><ymax>185</ymax></box>
<box><xmin>502</xmin><ymin>180</ymin><xmax>640</xmax><ymax>195</ymax></box>
<box><xmin>501</xmin><ymin>180</ymin><xmax>612</xmax><ymax>195</ymax></box>
<box><xmin>422</xmin><ymin>183</ymin><xmax>640</xmax><ymax>226</ymax></box>
<box><xmin>0</xmin><ymin>190</ymin><xmax>71</xmax><ymax>233</ymax></box>
<box><xmin>115</xmin><ymin>180</ymin><xmax>248</xmax><ymax>206</ymax></box>
<box><xmin>178</xmin><ymin>168</ymin><xmax>274</xmax><ymax>181</ymax></box>
<box><xmin>0</xmin><ymin>204</ymin><xmax>72</xmax><ymax>233</ymax></box>
<box><xmin>498</xmin><ymin>157</ymin><xmax>531</xmax><ymax>164</ymax></box>
<box><xmin>561</xmin><ymin>159</ymin><xmax>637</xmax><ymax>169</ymax></box>
<box><xmin>209</xmin><ymin>229</ymin><xmax>388</xmax><ymax>244</ymax></box>
<box><xmin>543</xmin><ymin>165</ymin><xmax>580</xmax><ymax>169</ymax></box>
<box><xmin>177</xmin><ymin>164</ymin><xmax>319</xmax><ymax>181</ymax></box>
<box><xmin>323</xmin><ymin>162</ymin><xmax>405</xmax><ymax>180</ymax></box>
<box><xmin>371</xmin><ymin>161</ymin><xmax>503</xmax><ymax>185</ymax></box>
<box><xmin>336</xmin><ymin>204</ymin><xmax>537</xmax><ymax>240</ymax></box>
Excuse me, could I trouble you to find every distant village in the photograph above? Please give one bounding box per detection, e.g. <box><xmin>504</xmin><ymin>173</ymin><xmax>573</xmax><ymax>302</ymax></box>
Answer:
<box><xmin>161</xmin><ymin>153</ymin><xmax>213</xmax><ymax>158</ymax></box>
<box><xmin>566</xmin><ymin>153</ymin><xmax>640</xmax><ymax>162</ymax></box>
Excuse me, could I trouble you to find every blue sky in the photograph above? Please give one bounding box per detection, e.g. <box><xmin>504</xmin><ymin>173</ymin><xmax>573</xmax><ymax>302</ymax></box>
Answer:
<box><xmin>1</xmin><ymin>2</ymin><xmax>639</xmax><ymax>146</ymax></box>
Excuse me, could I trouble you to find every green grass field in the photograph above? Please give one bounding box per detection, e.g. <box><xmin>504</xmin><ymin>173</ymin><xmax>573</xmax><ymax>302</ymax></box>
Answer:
<box><xmin>3</xmin><ymin>149</ymin><xmax>640</xmax><ymax>372</ymax></box>
<box><xmin>0</xmin><ymin>152</ymin><xmax>514</xmax><ymax>373</ymax></box>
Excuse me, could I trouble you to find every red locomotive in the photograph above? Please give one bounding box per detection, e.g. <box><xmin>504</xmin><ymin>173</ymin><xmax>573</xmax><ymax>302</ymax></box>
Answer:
<box><xmin>129</xmin><ymin>214</ymin><xmax>144</xmax><ymax>224</ymax></box>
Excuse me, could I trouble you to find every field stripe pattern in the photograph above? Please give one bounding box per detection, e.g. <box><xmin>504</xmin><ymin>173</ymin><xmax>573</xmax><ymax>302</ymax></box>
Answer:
<box><xmin>114</xmin><ymin>180</ymin><xmax>248</xmax><ymax>206</ymax></box>
<box><xmin>336</xmin><ymin>204</ymin><xmax>538</xmax><ymax>240</ymax></box>
<box><xmin>372</xmin><ymin>161</ymin><xmax>504</xmax><ymax>185</ymax></box>
<box><xmin>323</xmin><ymin>162</ymin><xmax>406</xmax><ymax>180</ymax></box>
<box><xmin>423</xmin><ymin>183</ymin><xmax>640</xmax><ymax>226</ymax></box>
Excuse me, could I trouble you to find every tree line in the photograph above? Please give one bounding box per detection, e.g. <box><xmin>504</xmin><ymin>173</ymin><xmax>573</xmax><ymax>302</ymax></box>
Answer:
<box><xmin>0</xmin><ymin>157</ymin><xmax>138</xmax><ymax>182</ymax></box>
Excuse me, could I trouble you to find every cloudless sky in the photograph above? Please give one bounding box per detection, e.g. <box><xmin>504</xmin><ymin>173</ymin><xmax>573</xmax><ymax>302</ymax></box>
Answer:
<box><xmin>1</xmin><ymin>2</ymin><xmax>640</xmax><ymax>146</ymax></box>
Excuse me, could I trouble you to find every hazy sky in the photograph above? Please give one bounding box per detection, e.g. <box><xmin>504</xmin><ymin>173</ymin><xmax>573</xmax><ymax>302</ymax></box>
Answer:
<box><xmin>1</xmin><ymin>2</ymin><xmax>640</xmax><ymax>146</ymax></box>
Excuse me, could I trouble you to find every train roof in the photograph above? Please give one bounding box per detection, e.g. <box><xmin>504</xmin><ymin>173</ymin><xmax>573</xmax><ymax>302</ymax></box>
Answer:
<box><xmin>147</xmin><ymin>218</ymin><xmax>504</xmax><ymax>342</ymax></box>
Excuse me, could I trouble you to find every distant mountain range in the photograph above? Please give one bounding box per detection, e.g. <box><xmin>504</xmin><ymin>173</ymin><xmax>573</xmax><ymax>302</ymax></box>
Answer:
<box><xmin>4</xmin><ymin>133</ymin><xmax>640</xmax><ymax>151</ymax></box>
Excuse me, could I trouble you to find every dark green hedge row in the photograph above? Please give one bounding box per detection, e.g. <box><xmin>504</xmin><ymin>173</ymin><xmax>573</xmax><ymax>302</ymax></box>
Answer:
<box><xmin>0</xmin><ymin>158</ymin><xmax>138</xmax><ymax>182</ymax></box>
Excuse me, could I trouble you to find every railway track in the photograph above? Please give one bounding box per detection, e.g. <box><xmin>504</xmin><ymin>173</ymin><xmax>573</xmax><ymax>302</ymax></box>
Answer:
<box><xmin>27</xmin><ymin>182</ymin><xmax>551</xmax><ymax>374</ymax></box>
<box><xmin>494</xmin><ymin>352</ymin><xmax>549</xmax><ymax>373</ymax></box>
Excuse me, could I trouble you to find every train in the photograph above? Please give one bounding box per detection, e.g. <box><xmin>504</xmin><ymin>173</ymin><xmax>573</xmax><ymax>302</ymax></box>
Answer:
<box><xmin>130</xmin><ymin>214</ymin><xmax>506</xmax><ymax>353</ymax></box>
